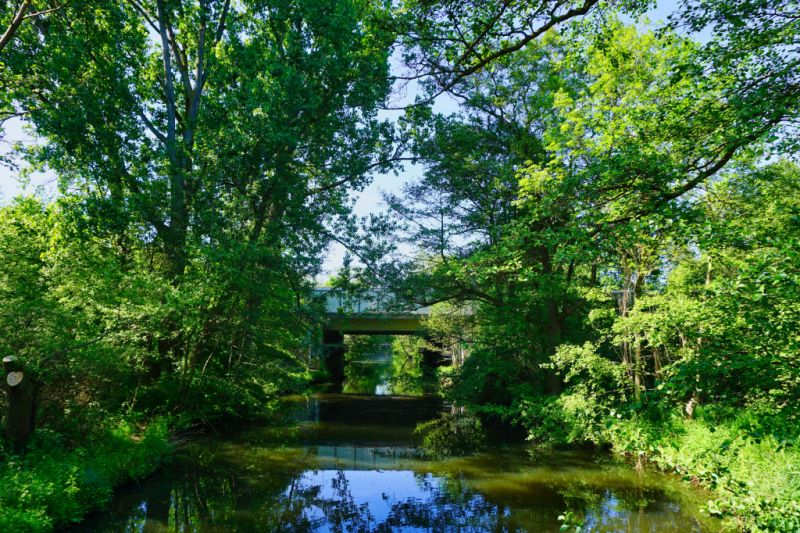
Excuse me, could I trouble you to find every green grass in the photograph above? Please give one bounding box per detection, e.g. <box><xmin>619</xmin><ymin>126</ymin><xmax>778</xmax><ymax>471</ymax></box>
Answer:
<box><xmin>0</xmin><ymin>418</ymin><xmax>173</xmax><ymax>532</ymax></box>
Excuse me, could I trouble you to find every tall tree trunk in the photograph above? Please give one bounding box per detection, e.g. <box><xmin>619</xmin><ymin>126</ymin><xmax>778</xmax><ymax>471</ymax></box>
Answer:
<box><xmin>156</xmin><ymin>0</ymin><xmax>190</xmax><ymax>280</ymax></box>
<box><xmin>163</xmin><ymin>225</ymin><xmax>188</xmax><ymax>279</ymax></box>
<box><xmin>545</xmin><ymin>298</ymin><xmax>563</xmax><ymax>394</ymax></box>
<box><xmin>633</xmin><ymin>333</ymin><xmax>642</xmax><ymax>402</ymax></box>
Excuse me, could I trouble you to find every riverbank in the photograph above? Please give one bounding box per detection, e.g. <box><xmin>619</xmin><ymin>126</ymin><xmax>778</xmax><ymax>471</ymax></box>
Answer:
<box><xmin>0</xmin><ymin>418</ymin><xmax>172</xmax><ymax>532</ymax></box>
<box><xmin>603</xmin><ymin>412</ymin><xmax>800</xmax><ymax>532</ymax></box>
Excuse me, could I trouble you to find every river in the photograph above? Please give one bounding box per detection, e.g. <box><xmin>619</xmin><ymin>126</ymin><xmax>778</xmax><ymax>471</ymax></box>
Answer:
<box><xmin>75</xmin><ymin>360</ymin><xmax>721</xmax><ymax>532</ymax></box>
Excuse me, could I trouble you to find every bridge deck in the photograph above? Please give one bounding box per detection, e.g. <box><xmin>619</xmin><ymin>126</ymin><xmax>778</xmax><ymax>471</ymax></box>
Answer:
<box><xmin>314</xmin><ymin>288</ymin><xmax>430</xmax><ymax>334</ymax></box>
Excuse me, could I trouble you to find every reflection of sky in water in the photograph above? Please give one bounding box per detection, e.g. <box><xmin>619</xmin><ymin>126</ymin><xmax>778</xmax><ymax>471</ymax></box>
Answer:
<box><xmin>290</xmin><ymin>469</ymin><xmax>511</xmax><ymax>532</ymax></box>
<box><xmin>72</xmin><ymin>393</ymin><xmax>716</xmax><ymax>533</ymax></box>
<box><xmin>580</xmin><ymin>491</ymin><xmax>702</xmax><ymax>533</ymax></box>
<box><xmin>299</xmin><ymin>470</ymin><xmax>426</xmax><ymax>527</ymax></box>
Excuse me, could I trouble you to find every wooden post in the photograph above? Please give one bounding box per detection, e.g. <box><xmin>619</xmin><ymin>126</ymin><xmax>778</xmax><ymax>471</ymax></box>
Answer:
<box><xmin>3</xmin><ymin>356</ymin><xmax>36</xmax><ymax>451</ymax></box>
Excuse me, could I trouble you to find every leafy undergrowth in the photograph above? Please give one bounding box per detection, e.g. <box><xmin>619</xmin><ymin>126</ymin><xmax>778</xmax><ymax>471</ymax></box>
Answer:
<box><xmin>0</xmin><ymin>418</ymin><xmax>173</xmax><ymax>532</ymax></box>
<box><xmin>604</xmin><ymin>411</ymin><xmax>800</xmax><ymax>532</ymax></box>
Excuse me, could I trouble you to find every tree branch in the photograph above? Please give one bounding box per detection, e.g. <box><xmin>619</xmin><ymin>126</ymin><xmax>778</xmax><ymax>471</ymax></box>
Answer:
<box><xmin>0</xmin><ymin>0</ymin><xmax>31</xmax><ymax>54</ymax></box>
<box><xmin>155</xmin><ymin>0</ymin><xmax>177</xmax><ymax>165</ymax></box>
<box><xmin>214</xmin><ymin>0</ymin><xmax>230</xmax><ymax>44</ymax></box>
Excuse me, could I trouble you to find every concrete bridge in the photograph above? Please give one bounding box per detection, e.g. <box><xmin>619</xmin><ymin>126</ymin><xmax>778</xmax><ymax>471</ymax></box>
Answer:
<box><xmin>312</xmin><ymin>288</ymin><xmax>436</xmax><ymax>382</ymax></box>
<box><xmin>314</xmin><ymin>288</ymin><xmax>431</xmax><ymax>335</ymax></box>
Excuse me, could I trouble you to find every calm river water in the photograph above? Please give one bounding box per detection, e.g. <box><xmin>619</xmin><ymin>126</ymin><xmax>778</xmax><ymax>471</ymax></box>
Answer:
<box><xmin>75</xmin><ymin>361</ymin><xmax>721</xmax><ymax>532</ymax></box>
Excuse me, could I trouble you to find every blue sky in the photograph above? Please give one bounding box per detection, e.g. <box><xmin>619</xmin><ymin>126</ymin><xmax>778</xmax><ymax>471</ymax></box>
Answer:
<box><xmin>0</xmin><ymin>0</ymin><xmax>687</xmax><ymax>277</ymax></box>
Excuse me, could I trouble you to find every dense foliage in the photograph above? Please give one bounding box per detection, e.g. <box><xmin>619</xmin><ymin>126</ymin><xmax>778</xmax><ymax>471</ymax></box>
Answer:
<box><xmin>378</xmin><ymin>4</ymin><xmax>800</xmax><ymax>531</ymax></box>
<box><xmin>1</xmin><ymin>0</ymin><xmax>799</xmax><ymax>531</ymax></box>
<box><xmin>0</xmin><ymin>0</ymin><xmax>396</xmax><ymax>528</ymax></box>
<box><xmin>1</xmin><ymin>0</ymin><xmax>395</xmax><ymax>418</ymax></box>
<box><xmin>0</xmin><ymin>419</ymin><xmax>171</xmax><ymax>531</ymax></box>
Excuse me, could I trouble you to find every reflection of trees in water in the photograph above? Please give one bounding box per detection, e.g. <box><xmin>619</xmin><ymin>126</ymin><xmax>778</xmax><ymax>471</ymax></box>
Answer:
<box><xmin>578</xmin><ymin>488</ymin><xmax>698</xmax><ymax>532</ymax></box>
<box><xmin>342</xmin><ymin>360</ymin><xmax>391</xmax><ymax>394</ymax></box>
<box><xmin>311</xmin><ymin>470</ymin><xmax>378</xmax><ymax>532</ymax></box>
<box><xmin>384</xmin><ymin>498</ymin><xmax>512</xmax><ymax>531</ymax></box>
<box><xmin>289</xmin><ymin>470</ymin><xmax>511</xmax><ymax>532</ymax></box>
<box><xmin>88</xmin><ymin>459</ymin><xmax>703</xmax><ymax>532</ymax></box>
<box><xmin>269</xmin><ymin>476</ymin><xmax>319</xmax><ymax>531</ymax></box>
<box><xmin>87</xmin><ymin>448</ymin><xmax>312</xmax><ymax>531</ymax></box>
<box><xmin>340</xmin><ymin>335</ymin><xmax>438</xmax><ymax>396</ymax></box>
<box><xmin>342</xmin><ymin>358</ymin><xmax>433</xmax><ymax>396</ymax></box>
<box><xmin>81</xmin><ymin>417</ymin><xmax>704</xmax><ymax>533</ymax></box>
<box><xmin>75</xmin><ymin>394</ymin><xmax>709</xmax><ymax>532</ymax></box>
<box><xmin>383</xmin><ymin>475</ymin><xmax>512</xmax><ymax>531</ymax></box>
<box><xmin>102</xmin><ymin>465</ymin><xmax>512</xmax><ymax>531</ymax></box>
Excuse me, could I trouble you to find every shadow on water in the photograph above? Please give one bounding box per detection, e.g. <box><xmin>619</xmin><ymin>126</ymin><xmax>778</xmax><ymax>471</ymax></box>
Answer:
<box><xmin>74</xmin><ymin>392</ymin><xmax>725</xmax><ymax>532</ymax></box>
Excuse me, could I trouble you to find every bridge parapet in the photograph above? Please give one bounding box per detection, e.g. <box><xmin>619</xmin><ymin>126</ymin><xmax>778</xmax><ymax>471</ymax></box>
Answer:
<box><xmin>314</xmin><ymin>288</ymin><xmax>430</xmax><ymax>335</ymax></box>
<box><xmin>313</xmin><ymin>288</ymin><xmax>431</xmax><ymax>317</ymax></box>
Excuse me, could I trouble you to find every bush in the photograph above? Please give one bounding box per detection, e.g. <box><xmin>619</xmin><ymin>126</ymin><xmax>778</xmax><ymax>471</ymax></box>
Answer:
<box><xmin>0</xmin><ymin>418</ymin><xmax>172</xmax><ymax>532</ymax></box>
<box><xmin>602</xmin><ymin>412</ymin><xmax>800</xmax><ymax>532</ymax></box>
<box><xmin>446</xmin><ymin>348</ymin><xmax>540</xmax><ymax>421</ymax></box>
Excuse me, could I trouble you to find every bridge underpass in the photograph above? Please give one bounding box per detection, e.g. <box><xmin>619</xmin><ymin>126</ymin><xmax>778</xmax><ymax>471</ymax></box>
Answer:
<box><xmin>314</xmin><ymin>289</ymin><xmax>444</xmax><ymax>383</ymax></box>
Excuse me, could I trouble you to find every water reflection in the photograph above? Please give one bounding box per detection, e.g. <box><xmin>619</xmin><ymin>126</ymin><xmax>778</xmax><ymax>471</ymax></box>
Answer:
<box><xmin>75</xmin><ymin>394</ymin><xmax>718</xmax><ymax>532</ymax></box>
<box><xmin>341</xmin><ymin>335</ymin><xmax>437</xmax><ymax>396</ymax></box>
<box><xmin>342</xmin><ymin>359</ymin><xmax>392</xmax><ymax>395</ymax></box>
<box><xmin>343</xmin><ymin>359</ymin><xmax>438</xmax><ymax>397</ymax></box>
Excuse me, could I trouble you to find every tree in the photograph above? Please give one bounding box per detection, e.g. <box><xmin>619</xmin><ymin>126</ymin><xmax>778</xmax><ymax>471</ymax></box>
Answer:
<box><xmin>388</xmin><ymin>22</ymin><xmax>799</xmax><ymax>406</ymax></box>
<box><xmin>6</xmin><ymin>0</ymin><xmax>393</xmax><ymax>276</ymax></box>
<box><xmin>611</xmin><ymin>161</ymin><xmax>800</xmax><ymax>416</ymax></box>
<box><xmin>677</xmin><ymin>0</ymin><xmax>800</xmax><ymax>124</ymax></box>
<box><xmin>0</xmin><ymin>1</ymin><xmax>62</xmax><ymax>156</ymax></box>
<box><xmin>393</xmin><ymin>0</ymin><xmax>649</xmax><ymax>101</ymax></box>
<box><xmin>1</xmin><ymin>0</ymin><xmax>396</xmax><ymax>410</ymax></box>
<box><xmin>0</xmin><ymin>1</ymin><xmax>62</xmax><ymax>54</ymax></box>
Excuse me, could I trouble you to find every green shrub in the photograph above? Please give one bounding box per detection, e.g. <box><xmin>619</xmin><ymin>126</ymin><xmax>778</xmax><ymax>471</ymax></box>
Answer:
<box><xmin>602</xmin><ymin>412</ymin><xmax>800</xmax><ymax>532</ymax></box>
<box><xmin>0</xmin><ymin>418</ymin><xmax>172</xmax><ymax>532</ymax></box>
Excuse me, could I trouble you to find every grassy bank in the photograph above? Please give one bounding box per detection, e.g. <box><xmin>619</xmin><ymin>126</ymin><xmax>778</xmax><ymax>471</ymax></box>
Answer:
<box><xmin>0</xmin><ymin>418</ymin><xmax>172</xmax><ymax>532</ymax></box>
<box><xmin>603</xmin><ymin>412</ymin><xmax>800</xmax><ymax>532</ymax></box>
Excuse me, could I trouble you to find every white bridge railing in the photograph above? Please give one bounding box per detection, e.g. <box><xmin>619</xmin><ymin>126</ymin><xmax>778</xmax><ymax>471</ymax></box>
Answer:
<box><xmin>313</xmin><ymin>288</ymin><xmax>431</xmax><ymax>316</ymax></box>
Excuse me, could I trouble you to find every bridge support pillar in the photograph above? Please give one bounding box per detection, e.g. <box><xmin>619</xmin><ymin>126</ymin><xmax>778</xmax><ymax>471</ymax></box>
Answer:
<box><xmin>322</xmin><ymin>330</ymin><xmax>346</xmax><ymax>384</ymax></box>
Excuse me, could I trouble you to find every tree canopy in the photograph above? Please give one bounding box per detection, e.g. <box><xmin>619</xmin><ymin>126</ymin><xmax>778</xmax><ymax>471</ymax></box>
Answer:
<box><xmin>0</xmin><ymin>1</ymin><xmax>799</xmax><ymax>530</ymax></box>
